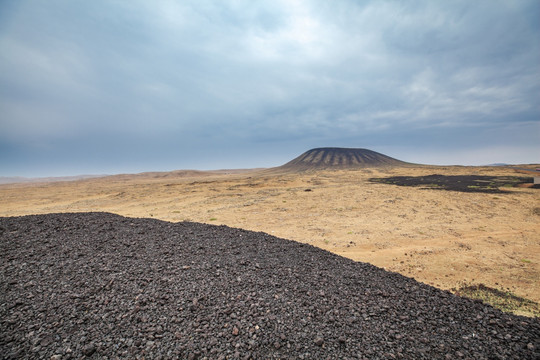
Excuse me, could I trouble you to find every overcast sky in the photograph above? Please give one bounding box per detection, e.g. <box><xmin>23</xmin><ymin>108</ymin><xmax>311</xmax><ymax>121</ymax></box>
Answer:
<box><xmin>1</xmin><ymin>0</ymin><xmax>539</xmax><ymax>177</ymax></box>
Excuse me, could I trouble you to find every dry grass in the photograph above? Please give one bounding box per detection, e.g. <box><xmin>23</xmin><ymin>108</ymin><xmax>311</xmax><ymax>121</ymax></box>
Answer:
<box><xmin>456</xmin><ymin>284</ymin><xmax>540</xmax><ymax>317</ymax></box>
<box><xmin>1</xmin><ymin>165</ymin><xmax>539</xmax><ymax>316</ymax></box>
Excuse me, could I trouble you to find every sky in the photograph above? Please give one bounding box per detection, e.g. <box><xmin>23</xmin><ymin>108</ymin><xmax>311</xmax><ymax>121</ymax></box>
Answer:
<box><xmin>1</xmin><ymin>0</ymin><xmax>539</xmax><ymax>177</ymax></box>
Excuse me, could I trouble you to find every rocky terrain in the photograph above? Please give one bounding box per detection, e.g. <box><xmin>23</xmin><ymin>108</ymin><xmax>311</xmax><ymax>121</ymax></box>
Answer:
<box><xmin>1</xmin><ymin>212</ymin><xmax>538</xmax><ymax>359</ymax></box>
<box><xmin>369</xmin><ymin>174</ymin><xmax>535</xmax><ymax>193</ymax></box>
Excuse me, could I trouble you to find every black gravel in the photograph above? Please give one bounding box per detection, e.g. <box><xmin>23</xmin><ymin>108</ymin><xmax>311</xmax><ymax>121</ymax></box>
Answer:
<box><xmin>369</xmin><ymin>175</ymin><xmax>535</xmax><ymax>193</ymax></box>
<box><xmin>1</xmin><ymin>212</ymin><xmax>538</xmax><ymax>359</ymax></box>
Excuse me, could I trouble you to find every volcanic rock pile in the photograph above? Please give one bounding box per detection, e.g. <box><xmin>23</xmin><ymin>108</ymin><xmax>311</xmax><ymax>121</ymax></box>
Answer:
<box><xmin>1</xmin><ymin>213</ymin><xmax>538</xmax><ymax>359</ymax></box>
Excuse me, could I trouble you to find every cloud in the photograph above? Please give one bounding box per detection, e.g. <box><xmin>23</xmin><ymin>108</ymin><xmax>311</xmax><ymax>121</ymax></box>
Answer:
<box><xmin>0</xmin><ymin>0</ymin><xmax>539</xmax><ymax>176</ymax></box>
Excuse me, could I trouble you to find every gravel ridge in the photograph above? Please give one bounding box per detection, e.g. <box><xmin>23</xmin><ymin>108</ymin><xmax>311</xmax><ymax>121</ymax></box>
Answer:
<box><xmin>1</xmin><ymin>212</ymin><xmax>538</xmax><ymax>359</ymax></box>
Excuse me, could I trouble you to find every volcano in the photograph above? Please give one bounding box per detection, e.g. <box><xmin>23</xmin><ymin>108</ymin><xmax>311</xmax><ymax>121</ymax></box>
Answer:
<box><xmin>279</xmin><ymin>147</ymin><xmax>408</xmax><ymax>171</ymax></box>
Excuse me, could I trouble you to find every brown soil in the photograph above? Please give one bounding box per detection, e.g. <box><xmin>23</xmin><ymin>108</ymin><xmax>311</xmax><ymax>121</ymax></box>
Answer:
<box><xmin>1</xmin><ymin>165</ymin><xmax>539</xmax><ymax>315</ymax></box>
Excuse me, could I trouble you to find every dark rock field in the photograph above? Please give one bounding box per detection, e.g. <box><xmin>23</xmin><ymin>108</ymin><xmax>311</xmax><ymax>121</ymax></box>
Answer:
<box><xmin>1</xmin><ymin>212</ymin><xmax>539</xmax><ymax>359</ymax></box>
<box><xmin>369</xmin><ymin>175</ymin><xmax>535</xmax><ymax>193</ymax></box>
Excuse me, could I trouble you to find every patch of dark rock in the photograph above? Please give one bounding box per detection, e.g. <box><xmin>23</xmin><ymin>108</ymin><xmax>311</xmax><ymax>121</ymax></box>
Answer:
<box><xmin>1</xmin><ymin>212</ymin><xmax>539</xmax><ymax>359</ymax></box>
<box><xmin>370</xmin><ymin>174</ymin><xmax>534</xmax><ymax>193</ymax></box>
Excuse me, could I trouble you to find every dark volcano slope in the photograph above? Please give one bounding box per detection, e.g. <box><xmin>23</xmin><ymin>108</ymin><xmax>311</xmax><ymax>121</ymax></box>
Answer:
<box><xmin>1</xmin><ymin>213</ymin><xmax>538</xmax><ymax>359</ymax></box>
<box><xmin>279</xmin><ymin>148</ymin><xmax>408</xmax><ymax>171</ymax></box>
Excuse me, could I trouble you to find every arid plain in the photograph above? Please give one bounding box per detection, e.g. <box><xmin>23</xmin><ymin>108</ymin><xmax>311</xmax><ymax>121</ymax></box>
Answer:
<box><xmin>1</xmin><ymin>164</ymin><xmax>539</xmax><ymax>315</ymax></box>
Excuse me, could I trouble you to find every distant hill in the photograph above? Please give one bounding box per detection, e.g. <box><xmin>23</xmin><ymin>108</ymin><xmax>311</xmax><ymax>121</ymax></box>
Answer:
<box><xmin>278</xmin><ymin>147</ymin><xmax>409</xmax><ymax>171</ymax></box>
<box><xmin>0</xmin><ymin>174</ymin><xmax>106</xmax><ymax>185</ymax></box>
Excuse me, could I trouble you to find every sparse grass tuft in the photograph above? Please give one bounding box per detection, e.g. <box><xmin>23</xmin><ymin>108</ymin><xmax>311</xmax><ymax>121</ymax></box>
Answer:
<box><xmin>456</xmin><ymin>284</ymin><xmax>539</xmax><ymax>317</ymax></box>
<box><xmin>209</xmin><ymin>217</ymin><xmax>217</xmax><ymax>221</ymax></box>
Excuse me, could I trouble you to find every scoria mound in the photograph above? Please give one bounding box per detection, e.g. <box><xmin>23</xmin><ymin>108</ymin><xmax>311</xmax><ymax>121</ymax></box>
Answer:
<box><xmin>1</xmin><ymin>213</ymin><xmax>538</xmax><ymax>359</ymax></box>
